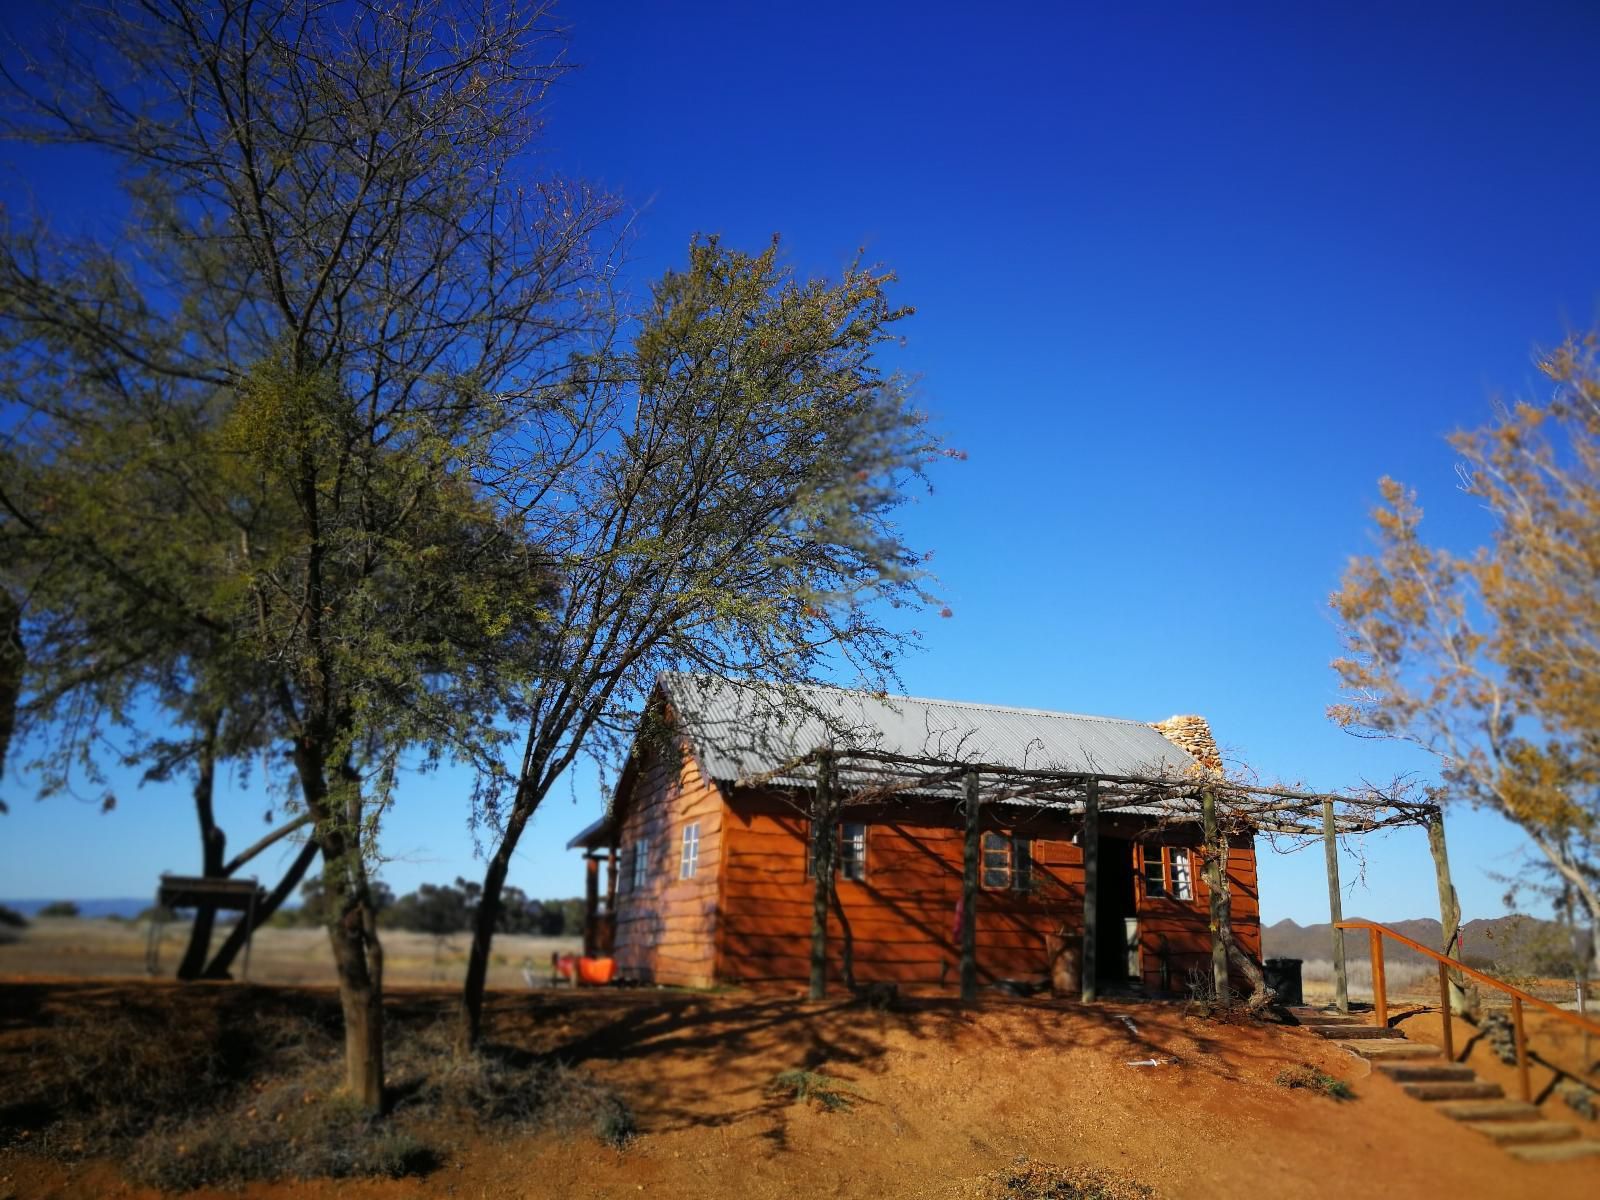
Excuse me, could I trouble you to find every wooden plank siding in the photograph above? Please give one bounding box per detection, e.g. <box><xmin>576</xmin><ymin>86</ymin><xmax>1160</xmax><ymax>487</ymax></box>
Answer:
<box><xmin>604</xmin><ymin>746</ymin><xmax>1264</xmax><ymax>994</ymax></box>
<box><xmin>609</xmin><ymin>742</ymin><xmax>726</xmax><ymax>987</ymax></box>
<box><xmin>714</xmin><ymin>795</ymin><xmax>1263</xmax><ymax>993</ymax></box>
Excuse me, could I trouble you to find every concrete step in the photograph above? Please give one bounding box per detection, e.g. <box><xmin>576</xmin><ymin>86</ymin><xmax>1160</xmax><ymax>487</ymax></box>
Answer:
<box><xmin>1403</xmin><ymin>1080</ymin><xmax>1505</xmax><ymax>1101</ymax></box>
<box><xmin>1462</xmin><ymin>1120</ymin><xmax>1578</xmax><ymax>1146</ymax></box>
<box><xmin>1506</xmin><ymin>1140</ymin><xmax>1600</xmax><ymax>1164</ymax></box>
<box><xmin>1435</xmin><ymin>1099</ymin><xmax>1541</xmax><ymax>1122</ymax></box>
<box><xmin>1339</xmin><ymin>1040</ymin><xmax>1442</xmax><ymax>1060</ymax></box>
<box><xmin>1308</xmin><ymin>1024</ymin><xmax>1402</xmax><ymax>1040</ymax></box>
<box><xmin>1294</xmin><ymin>1011</ymin><xmax>1366</xmax><ymax>1025</ymax></box>
<box><xmin>1376</xmin><ymin>1062</ymin><xmax>1477</xmax><ymax>1083</ymax></box>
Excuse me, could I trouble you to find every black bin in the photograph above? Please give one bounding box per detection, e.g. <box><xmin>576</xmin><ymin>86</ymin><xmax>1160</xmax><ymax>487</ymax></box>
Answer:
<box><xmin>1263</xmin><ymin>958</ymin><xmax>1303</xmax><ymax>1006</ymax></box>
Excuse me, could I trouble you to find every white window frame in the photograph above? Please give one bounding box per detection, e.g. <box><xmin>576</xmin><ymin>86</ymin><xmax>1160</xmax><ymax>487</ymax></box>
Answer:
<box><xmin>1170</xmin><ymin>847</ymin><xmax>1194</xmax><ymax>900</ymax></box>
<box><xmin>839</xmin><ymin>822</ymin><xmax>867</xmax><ymax>882</ymax></box>
<box><xmin>679</xmin><ymin>822</ymin><xmax>700</xmax><ymax>879</ymax></box>
<box><xmin>1143</xmin><ymin>845</ymin><xmax>1194</xmax><ymax>901</ymax></box>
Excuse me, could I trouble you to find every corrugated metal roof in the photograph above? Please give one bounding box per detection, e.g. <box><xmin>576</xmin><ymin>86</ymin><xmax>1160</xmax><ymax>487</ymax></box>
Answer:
<box><xmin>661</xmin><ymin>672</ymin><xmax>1197</xmax><ymax>787</ymax></box>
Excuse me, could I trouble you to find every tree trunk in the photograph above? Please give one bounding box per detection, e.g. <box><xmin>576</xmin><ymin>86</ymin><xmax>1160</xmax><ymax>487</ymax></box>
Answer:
<box><xmin>0</xmin><ymin>589</ymin><xmax>21</xmax><ymax>784</ymax></box>
<box><xmin>291</xmin><ymin>739</ymin><xmax>386</xmax><ymax>1112</ymax></box>
<box><xmin>177</xmin><ymin>720</ymin><xmax>223</xmax><ymax>981</ymax></box>
<box><xmin>459</xmin><ymin>835</ymin><xmax>517</xmax><ymax>1051</ymax></box>
<box><xmin>458</xmin><ymin>788</ymin><xmax>532</xmax><ymax>1053</ymax></box>
<box><xmin>809</xmin><ymin>753</ymin><xmax>836</xmax><ymax>1001</ymax></box>
<box><xmin>328</xmin><ymin>891</ymin><xmax>385</xmax><ymax>1108</ymax></box>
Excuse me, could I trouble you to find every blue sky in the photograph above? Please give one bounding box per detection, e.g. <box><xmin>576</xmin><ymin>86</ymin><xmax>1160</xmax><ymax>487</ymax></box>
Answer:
<box><xmin>3</xmin><ymin>1</ymin><xmax>1598</xmax><ymax>932</ymax></box>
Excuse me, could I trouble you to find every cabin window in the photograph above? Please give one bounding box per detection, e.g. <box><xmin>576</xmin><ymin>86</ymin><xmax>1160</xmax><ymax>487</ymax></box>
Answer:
<box><xmin>632</xmin><ymin>837</ymin><xmax>650</xmax><ymax>890</ymax></box>
<box><xmin>679</xmin><ymin>823</ymin><xmax>700</xmax><ymax>879</ymax></box>
<box><xmin>839</xmin><ymin>823</ymin><xmax>867</xmax><ymax>881</ymax></box>
<box><xmin>981</xmin><ymin>832</ymin><xmax>1033</xmax><ymax>891</ymax></box>
<box><xmin>1142</xmin><ymin>845</ymin><xmax>1193</xmax><ymax>901</ymax></box>
<box><xmin>806</xmin><ymin>822</ymin><xmax>869</xmax><ymax>881</ymax></box>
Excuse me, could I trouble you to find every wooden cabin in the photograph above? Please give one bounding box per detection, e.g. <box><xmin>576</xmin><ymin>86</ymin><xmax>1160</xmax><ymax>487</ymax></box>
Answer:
<box><xmin>568</xmin><ymin>674</ymin><xmax>1261</xmax><ymax>993</ymax></box>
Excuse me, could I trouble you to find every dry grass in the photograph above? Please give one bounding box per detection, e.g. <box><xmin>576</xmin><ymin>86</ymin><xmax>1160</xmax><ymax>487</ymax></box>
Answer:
<box><xmin>952</xmin><ymin>1158</ymin><xmax>1157</xmax><ymax>1200</ymax></box>
<box><xmin>0</xmin><ymin>917</ymin><xmax>580</xmax><ymax>987</ymax></box>
<box><xmin>0</xmin><ymin>990</ymin><xmax>630</xmax><ymax>1189</ymax></box>
<box><xmin>1275</xmin><ymin>1063</ymin><xmax>1354</xmax><ymax>1100</ymax></box>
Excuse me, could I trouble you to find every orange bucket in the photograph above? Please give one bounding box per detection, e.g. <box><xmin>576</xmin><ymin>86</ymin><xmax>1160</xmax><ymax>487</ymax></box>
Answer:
<box><xmin>576</xmin><ymin>956</ymin><xmax>616</xmax><ymax>986</ymax></box>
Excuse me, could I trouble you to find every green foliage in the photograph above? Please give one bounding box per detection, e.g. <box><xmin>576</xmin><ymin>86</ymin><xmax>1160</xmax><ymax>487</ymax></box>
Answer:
<box><xmin>378</xmin><ymin>878</ymin><xmax>582</xmax><ymax>936</ymax></box>
<box><xmin>36</xmin><ymin>901</ymin><xmax>79</xmax><ymax>918</ymax></box>
<box><xmin>0</xmin><ymin>903</ymin><xmax>27</xmax><ymax>928</ymax></box>
<box><xmin>1275</xmin><ymin>1064</ymin><xmax>1353</xmax><ymax>1100</ymax></box>
<box><xmin>767</xmin><ymin>1068</ymin><xmax>854</xmax><ymax>1112</ymax></box>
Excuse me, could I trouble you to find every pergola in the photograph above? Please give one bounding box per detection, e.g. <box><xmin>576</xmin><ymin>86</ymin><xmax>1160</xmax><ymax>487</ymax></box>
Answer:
<box><xmin>739</xmin><ymin>745</ymin><xmax>1459</xmax><ymax>1010</ymax></box>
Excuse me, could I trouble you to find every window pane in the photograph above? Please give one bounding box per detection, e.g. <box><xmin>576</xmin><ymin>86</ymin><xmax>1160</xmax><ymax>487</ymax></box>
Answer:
<box><xmin>840</xmin><ymin>823</ymin><xmax>867</xmax><ymax>881</ymax></box>
<box><xmin>981</xmin><ymin>832</ymin><xmax>1010</xmax><ymax>889</ymax></box>
<box><xmin>633</xmin><ymin>838</ymin><xmax>649</xmax><ymax>889</ymax></box>
<box><xmin>1013</xmin><ymin>839</ymin><xmax>1032</xmax><ymax>892</ymax></box>
<box><xmin>680</xmin><ymin>823</ymin><xmax>700</xmax><ymax>879</ymax></box>
<box><xmin>1142</xmin><ymin>848</ymin><xmax>1167</xmax><ymax>897</ymax></box>
<box><xmin>1170</xmin><ymin>849</ymin><xmax>1193</xmax><ymax>900</ymax></box>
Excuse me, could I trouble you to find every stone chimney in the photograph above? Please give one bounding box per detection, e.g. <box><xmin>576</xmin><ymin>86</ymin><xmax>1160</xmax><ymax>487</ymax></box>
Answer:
<box><xmin>1150</xmin><ymin>715</ymin><xmax>1223</xmax><ymax>773</ymax></box>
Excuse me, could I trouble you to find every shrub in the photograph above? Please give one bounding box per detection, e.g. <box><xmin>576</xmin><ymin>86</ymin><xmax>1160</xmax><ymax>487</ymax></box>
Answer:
<box><xmin>966</xmin><ymin>1158</ymin><xmax>1156</xmax><ymax>1200</ymax></box>
<box><xmin>386</xmin><ymin>1019</ymin><xmax>634</xmax><ymax>1145</ymax></box>
<box><xmin>37</xmin><ymin>901</ymin><xmax>79</xmax><ymax>918</ymax></box>
<box><xmin>1</xmin><ymin>1004</ymin><xmax>632</xmax><ymax>1185</ymax></box>
<box><xmin>1558</xmin><ymin>1080</ymin><xmax>1597</xmax><ymax>1121</ymax></box>
<box><xmin>0</xmin><ymin>904</ymin><xmax>29</xmax><ymax>928</ymax></box>
<box><xmin>126</xmin><ymin>1093</ymin><xmax>436</xmax><ymax>1190</ymax></box>
<box><xmin>767</xmin><ymin>1069</ymin><xmax>853</xmax><ymax>1112</ymax></box>
<box><xmin>1275</xmin><ymin>1064</ymin><xmax>1353</xmax><ymax>1100</ymax></box>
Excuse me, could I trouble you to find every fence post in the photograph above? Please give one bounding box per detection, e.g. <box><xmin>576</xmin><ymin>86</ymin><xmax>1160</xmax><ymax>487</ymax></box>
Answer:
<box><xmin>1203</xmin><ymin>788</ymin><xmax>1227</xmax><ymax>1001</ymax></box>
<box><xmin>1512</xmin><ymin>997</ymin><xmax>1530</xmax><ymax>1102</ymax></box>
<box><xmin>1370</xmin><ymin>927</ymin><xmax>1388</xmax><ymax>1028</ymax></box>
<box><xmin>1322</xmin><ymin>800</ymin><xmax>1348</xmax><ymax>1014</ymax></box>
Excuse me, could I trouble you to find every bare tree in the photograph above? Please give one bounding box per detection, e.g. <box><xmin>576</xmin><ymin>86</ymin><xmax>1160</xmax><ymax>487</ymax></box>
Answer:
<box><xmin>456</xmin><ymin>236</ymin><xmax>948</xmax><ymax>1048</ymax></box>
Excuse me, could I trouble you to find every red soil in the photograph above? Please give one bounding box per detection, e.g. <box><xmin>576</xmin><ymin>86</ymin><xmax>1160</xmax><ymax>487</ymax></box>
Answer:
<box><xmin>1</xmin><ymin>979</ymin><xmax>1596</xmax><ymax>1198</ymax></box>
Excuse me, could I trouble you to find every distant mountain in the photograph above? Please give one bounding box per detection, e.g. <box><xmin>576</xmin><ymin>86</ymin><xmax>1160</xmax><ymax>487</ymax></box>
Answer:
<box><xmin>1263</xmin><ymin>914</ymin><xmax>1566</xmax><ymax>968</ymax></box>
<box><xmin>2</xmin><ymin>898</ymin><xmax>150</xmax><ymax>919</ymax></box>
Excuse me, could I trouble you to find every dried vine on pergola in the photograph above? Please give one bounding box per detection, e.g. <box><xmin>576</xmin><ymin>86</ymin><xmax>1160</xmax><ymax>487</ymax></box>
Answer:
<box><xmin>738</xmin><ymin>745</ymin><xmax>1459</xmax><ymax>1013</ymax></box>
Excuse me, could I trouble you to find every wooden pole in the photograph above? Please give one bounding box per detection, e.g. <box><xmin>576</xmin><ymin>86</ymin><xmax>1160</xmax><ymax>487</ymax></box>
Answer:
<box><xmin>960</xmin><ymin>770</ymin><xmax>980</xmax><ymax>1005</ymax></box>
<box><xmin>809</xmin><ymin>752</ymin><xmax>835</xmax><ymax>1001</ymax></box>
<box><xmin>241</xmin><ymin>886</ymin><xmax>257</xmax><ymax>982</ymax></box>
<box><xmin>1512</xmin><ymin>996</ymin><xmax>1531</xmax><ymax>1102</ymax></box>
<box><xmin>1425</xmin><ymin>807</ymin><xmax>1467</xmax><ymax>1015</ymax></box>
<box><xmin>1203</xmin><ymin>788</ymin><xmax>1227</xmax><ymax>1001</ymax></box>
<box><xmin>1438</xmin><ymin>961</ymin><xmax>1456</xmax><ymax>1060</ymax></box>
<box><xmin>583</xmin><ymin>854</ymin><xmax>600</xmax><ymax>957</ymax></box>
<box><xmin>1080</xmin><ymin>778</ymin><xmax>1099</xmax><ymax>1003</ymax></box>
<box><xmin>1370</xmin><ymin>927</ymin><xmax>1388</xmax><ymax>1028</ymax></box>
<box><xmin>1322</xmin><ymin>799</ymin><xmax>1349</xmax><ymax>1014</ymax></box>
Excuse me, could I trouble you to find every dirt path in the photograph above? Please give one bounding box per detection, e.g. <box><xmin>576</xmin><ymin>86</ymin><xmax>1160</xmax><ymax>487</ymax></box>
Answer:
<box><xmin>2</xmin><ymin>981</ymin><xmax>1596</xmax><ymax>1198</ymax></box>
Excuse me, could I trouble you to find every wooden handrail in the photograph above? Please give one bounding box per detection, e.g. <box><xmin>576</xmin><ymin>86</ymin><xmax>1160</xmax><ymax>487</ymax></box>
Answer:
<box><xmin>1335</xmin><ymin>919</ymin><xmax>1600</xmax><ymax>1040</ymax></box>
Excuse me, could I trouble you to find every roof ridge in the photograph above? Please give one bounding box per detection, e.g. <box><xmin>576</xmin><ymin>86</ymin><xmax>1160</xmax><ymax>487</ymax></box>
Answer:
<box><xmin>665</xmin><ymin>671</ymin><xmax>1162</xmax><ymax>728</ymax></box>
